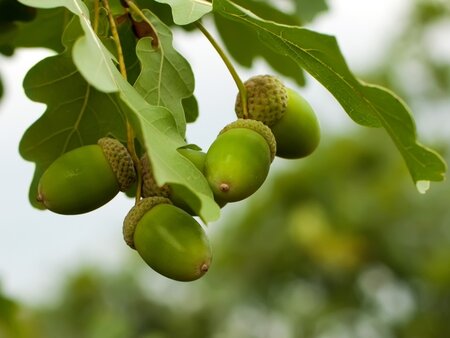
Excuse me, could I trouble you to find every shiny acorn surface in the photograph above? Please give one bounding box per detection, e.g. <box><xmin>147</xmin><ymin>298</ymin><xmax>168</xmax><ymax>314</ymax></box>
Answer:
<box><xmin>271</xmin><ymin>88</ymin><xmax>320</xmax><ymax>159</ymax></box>
<box><xmin>204</xmin><ymin>127</ymin><xmax>271</xmax><ymax>203</ymax></box>
<box><xmin>37</xmin><ymin>145</ymin><xmax>119</xmax><ymax>215</ymax></box>
<box><xmin>133</xmin><ymin>204</ymin><xmax>212</xmax><ymax>282</ymax></box>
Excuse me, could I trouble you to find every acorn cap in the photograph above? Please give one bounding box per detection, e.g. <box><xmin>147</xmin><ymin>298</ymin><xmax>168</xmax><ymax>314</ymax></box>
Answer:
<box><xmin>235</xmin><ymin>75</ymin><xmax>288</xmax><ymax>126</ymax></box>
<box><xmin>123</xmin><ymin>197</ymin><xmax>172</xmax><ymax>249</ymax></box>
<box><xmin>98</xmin><ymin>137</ymin><xmax>136</xmax><ymax>191</ymax></box>
<box><xmin>220</xmin><ymin>119</ymin><xmax>277</xmax><ymax>161</ymax></box>
<box><xmin>141</xmin><ymin>154</ymin><xmax>171</xmax><ymax>198</ymax></box>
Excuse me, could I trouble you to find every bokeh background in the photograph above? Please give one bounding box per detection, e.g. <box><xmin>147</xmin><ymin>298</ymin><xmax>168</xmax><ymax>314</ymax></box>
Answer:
<box><xmin>1</xmin><ymin>0</ymin><xmax>449</xmax><ymax>337</ymax></box>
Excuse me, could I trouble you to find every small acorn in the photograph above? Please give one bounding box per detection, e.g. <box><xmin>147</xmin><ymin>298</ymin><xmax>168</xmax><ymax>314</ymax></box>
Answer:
<box><xmin>271</xmin><ymin>88</ymin><xmax>320</xmax><ymax>159</ymax></box>
<box><xmin>37</xmin><ymin>137</ymin><xmax>136</xmax><ymax>215</ymax></box>
<box><xmin>204</xmin><ymin>119</ymin><xmax>276</xmax><ymax>203</ymax></box>
<box><xmin>123</xmin><ymin>197</ymin><xmax>212</xmax><ymax>282</ymax></box>
<box><xmin>235</xmin><ymin>74</ymin><xmax>288</xmax><ymax>126</ymax></box>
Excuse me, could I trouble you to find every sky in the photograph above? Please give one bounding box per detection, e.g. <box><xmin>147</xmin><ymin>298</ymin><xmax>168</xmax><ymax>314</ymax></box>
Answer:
<box><xmin>0</xmin><ymin>0</ymin><xmax>413</xmax><ymax>304</ymax></box>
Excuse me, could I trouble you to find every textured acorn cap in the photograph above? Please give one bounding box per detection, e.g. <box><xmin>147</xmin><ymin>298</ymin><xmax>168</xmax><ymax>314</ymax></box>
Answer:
<box><xmin>235</xmin><ymin>75</ymin><xmax>288</xmax><ymax>126</ymax></box>
<box><xmin>123</xmin><ymin>197</ymin><xmax>172</xmax><ymax>249</ymax></box>
<box><xmin>220</xmin><ymin>119</ymin><xmax>277</xmax><ymax>162</ymax></box>
<box><xmin>141</xmin><ymin>154</ymin><xmax>171</xmax><ymax>198</ymax></box>
<box><xmin>98</xmin><ymin>137</ymin><xmax>136</xmax><ymax>191</ymax></box>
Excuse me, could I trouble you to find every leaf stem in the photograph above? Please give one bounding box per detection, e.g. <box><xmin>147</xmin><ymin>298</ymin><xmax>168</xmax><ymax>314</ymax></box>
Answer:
<box><xmin>93</xmin><ymin>0</ymin><xmax>100</xmax><ymax>33</ymax></box>
<box><xmin>196</xmin><ymin>21</ymin><xmax>248</xmax><ymax>118</ymax></box>
<box><xmin>102</xmin><ymin>0</ymin><xmax>142</xmax><ymax>203</ymax></box>
<box><xmin>102</xmin><ymin>0</ymin><xmax>127</xmax><ymax>78</ymax></box>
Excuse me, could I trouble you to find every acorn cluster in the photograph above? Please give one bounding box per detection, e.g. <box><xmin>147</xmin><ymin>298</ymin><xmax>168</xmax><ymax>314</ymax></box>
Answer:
<box><xmin>36</xmin><ymin>75</ymin><xmax>320</xmax><ymax>282</ymax></box>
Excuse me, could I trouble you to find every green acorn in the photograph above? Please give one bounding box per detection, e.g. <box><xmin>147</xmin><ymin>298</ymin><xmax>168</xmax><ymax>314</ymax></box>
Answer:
<box><xmin>235</xmin><ymin>75</ymin><xmax>288</xmax><ymax>126</ymax></box>
<box><xmin>37</xmin><ymin>137</ymin><xmax>136</xmax><ymax>215</ymax></box>
<box><xmin>123</xmin><ymin>197</ymin><xmax>212</xmax><ymax>282</ymax></box>
<box><xmin>204</xmin><ymin>119</ymin><xmax>276</xmax><ymax>203</ymax></box>
<box><xmin>235</xmin><ymin>74</ymin><xmax>320</xmax><ymax>159</ymax></box>
<box><xmin>271</xmin><ymin>88</ymin><xmax>321</xmax><ymax>159</ymax></box>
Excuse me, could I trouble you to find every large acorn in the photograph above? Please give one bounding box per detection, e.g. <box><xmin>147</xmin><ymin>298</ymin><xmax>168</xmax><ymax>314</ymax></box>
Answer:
<box><xmin>204</xmin><ymin>119</ymin><xmax>276</xmax><ymax>203</ymax></box>
<box><xmin>236</xmin><ymin>75</ymin><xmax>320</xmax><ymax>159</ymax></box>
<box><xmin>37</xmin><ymin>137</ymin><xmax>136</xmax><ymax>215</ymax></box>
<box><xmin>123</xmin><ymin>197</ymin><xmax>212</xmax><ymax>282</ymax></box>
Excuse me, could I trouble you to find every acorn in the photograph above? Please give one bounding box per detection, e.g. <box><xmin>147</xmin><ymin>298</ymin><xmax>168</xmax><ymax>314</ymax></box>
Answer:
<box><xmin>235</xmin><ymin>74</ymin><xmax>320</xmax><ymax>159</ymax></box>
<box><xmin>123</xmin><ymin>197</ymin><xmax>212</xmax><ymax>282</ymax></box>
<box><xmin>271</xmin><ymin>88</ymin><xmax>320</xmax><ymax>159</ymax></box>
<box><xmin>235</xmin><ymin>74</ymin><xmax>288</xmax><ymax>126</ymax></box>
<box><xmin>37</xmin><ymin>137</ymin><xmax>136</xmax><ymax>215</ymax></box>
<box><xmin>204</xmin><ymin>119</ymin><xmax>276</xmax><ymax>203</ymax></box>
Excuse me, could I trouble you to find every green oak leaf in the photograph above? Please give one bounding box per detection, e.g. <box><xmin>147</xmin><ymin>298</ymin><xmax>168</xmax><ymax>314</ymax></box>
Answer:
<box><xmin>154</xmin><ymin>0</ymin><xmax>212</xmax><ymax>25</ymax></box>
<box><xmin>133</xmin><ymin>9</ymin><xmax>197</xmax><ymax>137</ymax></box>
<box><xmin>19</xmin><ymin>0</ymin><xmax>219</xmax><ymax>221</ymax></box>
<box><xmin>0</xmin><ymin>7</ymin><xmax>70</xmax><ymax>54</ymax></box>
<box><xmin>134</xmin><ymin>0</ymin><xmax>179</xmax><ymax>28</ymax></box>
<box><xmin>228</xmin><ymin>0</ymin><xmax>302</xmax><ymax>26</ymax></box>
<box><xmin>214</xmin><ymin>0</ymin><xmax>446</xmax><ymax>189</ymax></box>
<box><xmin>182</xmin><ymin>95</ymin><xmax>199</xmax><ymax>123</ymax></box>
<box><xmin>19</xmin><ymin>0</ymin><xmax>120</xmax><ymax>93</ymax></box>
<box><xmin>294</xmin><ymin>0</ymin><xmax>329</xmax><ymax>23</ymax></box>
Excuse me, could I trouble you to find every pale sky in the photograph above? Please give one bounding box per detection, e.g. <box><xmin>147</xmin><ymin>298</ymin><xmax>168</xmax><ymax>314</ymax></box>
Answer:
<box><xmin>0</xmin><ymin>0</ymin><xmax>421</xmax><ymax>304</ymax></box>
